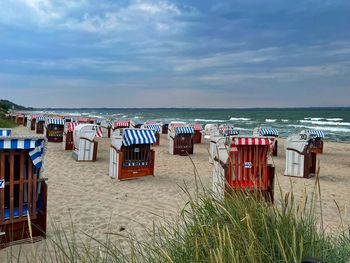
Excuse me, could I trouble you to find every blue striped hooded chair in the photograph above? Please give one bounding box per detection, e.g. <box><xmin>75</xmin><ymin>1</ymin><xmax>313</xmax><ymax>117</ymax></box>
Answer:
<box><xmin>142</xmin><ymin>122</ymin><xmax>162</xmax><ymax>146</ymax></box>
<box><xmin>45</xmin><ymin>118</ymin><xmax>65</xmax><ymax>142</ymax></box>
<box><xmin>253</xmin><ymin>127</ymin><xmax>279</xmax><ymax>156</ymax></box>
<box><xmin>168</xmin><ymin>123</ymin><xmax>194</xmax><ymax>155</ymax></box>
<box><xmin>0</xmin><ymin>135</ymin><xmax>48</xmax><ymax>248</ymax></box>
<box><xmin>301</xmin><ymin>130</ymin><xmax>325</xmax><ymax>154</ymax></box>
<box><xmin>35</xmin><ymin>116</ymin><xmax>46</xmax><ymax>134</ymax></box>
<box><xmin>109</xmin><ymin>128</ymin><xmax>156</xmax><ymax>180</ymax></box>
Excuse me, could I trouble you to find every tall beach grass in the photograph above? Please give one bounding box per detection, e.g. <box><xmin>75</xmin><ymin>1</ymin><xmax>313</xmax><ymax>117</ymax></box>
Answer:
<box><xmin>5</xmin><ymin>164</ymin><xmax>350</xmax><ymax>262</ymax></box>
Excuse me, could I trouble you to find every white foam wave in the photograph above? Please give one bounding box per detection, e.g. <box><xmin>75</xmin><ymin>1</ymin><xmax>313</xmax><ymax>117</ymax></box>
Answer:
<box><xmin>288</xmin><ymin>124</ymin><xmax>350</xmax><ymax>133</ymax></box>
<box><xmin>194</xmin><ymin>119</ymin><xmax>226</xmax><ymax>122</ymax></box>
<box><xmin>304</xmin><ymin>117</ymin><xmax>324</xmax><ymax>121</ymax></box>
<box><xmin>230</xmin><ymin>117</ymin><xmax>251</xmax><ymax>121</ymax></box>
<box><xmin>281</xmin><ymin>119</ymin><xmax>289</xmax><ymax>122</ymax></box>
<box><xmin>326</xmin><ymin>118</ymin><xmax>343</xmax><ymax>121</ymax></box>
<box><xmin>300</xmin><ymin>120</ymin><xmax>350</xmax><ymax>126</ymax></box>
<box><xmin>265</xmin><ymin>119</ymin><xmax>276</xmax><ymax>122</ymax></box>
<box><xmin>234</xmin><ymin>127</ymin><xmax>252</xmax><ymax>131</ymax></box>
<box><xmin>133</xmin><ymin>116</ymin><xmax>142</xmax><ymax>119</ymax></box>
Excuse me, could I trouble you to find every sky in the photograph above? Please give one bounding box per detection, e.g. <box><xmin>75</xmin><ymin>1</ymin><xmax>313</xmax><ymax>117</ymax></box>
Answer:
<box><xmin>0</xmin><ymin>0</ymin><xmax>350</xmax><ymax>108</ymax></box>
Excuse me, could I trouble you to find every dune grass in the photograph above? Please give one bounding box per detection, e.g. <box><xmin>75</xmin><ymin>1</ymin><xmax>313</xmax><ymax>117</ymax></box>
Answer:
<box><xmin>4</xmin><ymin>160</ymin><xmax>350</xmax><ymax>262</ymax></box>
<box><xmin>0</xmin><ymin>112</ymin><xmax>17</xmax><ymax>128</ymax></box>
<box><xmin>9</xmin><ymin>180</ymin><xmax>349</xmax><ymax>263</ymax></box>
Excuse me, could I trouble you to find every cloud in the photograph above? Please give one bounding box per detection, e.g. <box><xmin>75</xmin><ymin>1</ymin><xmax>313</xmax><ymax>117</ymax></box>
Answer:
<box><xmin>0</xmin><ymin>0</ymin><xmax>349</xmax><ymax>107</ymax></box>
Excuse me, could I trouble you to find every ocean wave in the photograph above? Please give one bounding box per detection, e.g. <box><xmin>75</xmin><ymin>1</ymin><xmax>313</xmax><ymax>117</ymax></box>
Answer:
<box><xmin>300</xmin><ymin>120</ymin><xmax>350</xmax><ymax>126</ymax></box>
<box><xmin>230</xmin><ymin>117</ymin><xmax>251</xmax><ymax>121</ymax></box>
<box><xmin>194</xmin><ymin>119</ymin><xmax>226</xmax><ymax>122</ymax></box>
<box><xmin>265</xmin><ymin>119</ymin><xmax>276</xmax><ymax>122</ymax></box>
<box><xmin>281</xmin><ymin>119</ymin><xmax>289</xmax><ymax>122</ymax></box>
<box><xmin>288</xmin><ymin>124</ymin><xmax>350</xmax><ymax>133</ymax></box>
<box><xmin>326</xmin><ymin>118</ymin><xmax>343</xmax><ymax>121</ymax></box>
<box><xmin>234</xmin><ymin>127</ymin><xmax>252</xmax><ymax>131</ymax></box>
<box><xmin>133</xmin><ymin>116</ymin><xmax>142</xmax><ymax>119</ymax></box>
<box><xmin>304</xmin><ymin>117</ymin><xmax>324</xmax><ymax>121</ymax></box>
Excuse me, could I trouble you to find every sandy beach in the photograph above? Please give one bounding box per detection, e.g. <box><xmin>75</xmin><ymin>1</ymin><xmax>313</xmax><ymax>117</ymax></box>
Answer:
<box><xmin>1</xmin><ymin>125</ymin><xmax>350</xmax><ymax>259</ymax></box>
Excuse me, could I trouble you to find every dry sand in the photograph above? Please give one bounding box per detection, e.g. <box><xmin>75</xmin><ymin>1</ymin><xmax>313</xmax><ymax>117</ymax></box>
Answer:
<box><xmin>1</xmin><ymin>125</ymin><xmax>350</xmax><ymax>260</ymax></box>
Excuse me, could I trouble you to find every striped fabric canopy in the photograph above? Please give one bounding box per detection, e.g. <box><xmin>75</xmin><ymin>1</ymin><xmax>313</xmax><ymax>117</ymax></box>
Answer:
<box><xmin>190</xmin><ymin>124</ymin><xmax>203</xmax><ymax>131</ymax></box>
<box><xmin>222</xmin><ymin>129</ymin><xmax>240</xmax><ymax>136</ymax></box>
<box><xmin>0</xmin><ymin>137</ymin><xmax>46</xmax><ymax>168</ymax></box>
<box><xmin>259</xmin><ymin>127</ymin><xmax>279</xmax><ymax>137</ymax></box>
<box><xmin>144</xmin><ymin>124</ymin><xmax>161</xmax><ymax>133</ymax></box>
<box><xmin>306</xmin><ymin>130</ymin><xmax>325</xmax><ymax>138</ymax></box>
<box><xmin>47</xmin><ymin>118</ymin><xmax>65</xmax><ymax>125</ymax></box>
<box><xmin>37</xmin><ymin>116</ymin><xmax>46</xmax><ymax>121</ymax></box>
<box><xmin>96</xmin><ymin>118</ymin><xmax>103</xmax><ymax>124</ymax></box>
<box><xmin>175</xmin><ymin>127</ymin><xmax>194</xmax><ymax>135</ymax></box>
<box><xmin>170</xmin><ymin>123</ymin><xmax>186</xmax><ymax>128</ymax></box>
<box><xmin>0</xmin><ymin>129</ymin><xmax>11</xmax><ymax>137</ymax></box>
<box><xmin>144</xmin><ymin>121</ymin><xmax>157</xmax><ymax>125</ymax></box>
<box><xmin>231</xmin><ymin>137</ymin><xmax>271</xmax><ymax>146</ymax></box>
<box><xmin>67</xmin><ymin>122</ymin><xmax>79</xmax><ymax>132</ymax></box>
<box><xmin>122</xmin><ymin>129</ymin><xmax>156</xmax><ymax>146</ymax></box>
<box><xmin>95</xmin><ymin>127</ymin><xmax>103</xmax><ymax>138</ymax></box>
<box><xmin>77</xmin><ymin>117</ymin><xmax>89</xmax><ymax>123</ymax></box>
<box><xmin>114</xmin><ymin>120</ymin><xmax>130</xmax><ymax>128</ymax></box>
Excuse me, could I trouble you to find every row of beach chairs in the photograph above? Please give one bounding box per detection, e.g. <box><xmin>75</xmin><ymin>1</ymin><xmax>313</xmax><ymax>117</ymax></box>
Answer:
<box><xmin>0</xmin><ymin>113</ymin><xmax>326</xmax><ymax>249</ymax></box>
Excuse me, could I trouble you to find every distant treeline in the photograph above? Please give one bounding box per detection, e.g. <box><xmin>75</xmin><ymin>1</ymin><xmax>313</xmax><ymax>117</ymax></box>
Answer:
<box><xmin>0</xmin><ymin>99</ymin><xmax>30</xmax><ymax>113</ymax></box>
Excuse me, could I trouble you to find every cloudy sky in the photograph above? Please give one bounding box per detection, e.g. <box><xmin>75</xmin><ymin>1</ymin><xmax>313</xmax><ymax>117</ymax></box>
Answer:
<box><xmin>0</xmin><ymin>0</ymin><xmax>349</xmax><ymax>108</ymax></box>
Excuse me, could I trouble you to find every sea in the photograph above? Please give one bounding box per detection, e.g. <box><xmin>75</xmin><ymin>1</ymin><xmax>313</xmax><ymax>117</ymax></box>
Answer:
<box><xmin>35</xmin><ymin>107</ymin><xmax>350</xmax><ymax>143</ymax></box>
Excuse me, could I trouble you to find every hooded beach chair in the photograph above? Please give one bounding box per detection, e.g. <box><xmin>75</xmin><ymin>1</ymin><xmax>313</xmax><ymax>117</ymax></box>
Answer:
<box><xmin>45</xmin><ymin>118</ymin><xmax>65</xmax><ymax>142</ymax></box>
<box><xmin>190</xmin><ymin>123</ymin><xmax>203</xmax><ymax>144</ymax></box>
<box><xmin>142</xmin><ymin>122</ymin><xmax>162</xmax><ymax>146</ymax></box>
<box><xmin>35</xmin><ymin>116</ymin><xmax>46</xmax><ymax>134</ymax></box>
<box><xmin>213</xmin><ymin>136</ymin><xmax>275</xmax><ymax>202</ymax></box>
<box><xmin>168</xmin><ymin>124</ymin><xmax>194</xmax><ymax>155</ymax></box>
<box><xmin>72</xmin><ymin>124</ymin><xmax>103</xmax><ymax>161</ymax></box>
<box><xmin>285</xmin><ymin>132</ymin><xmax>318</xmax><ymax>178</ymax></box>
<box><xmin>0</xmin><ymin>135</ymin><xmax>48</xmax><ymax>248</ymax></box>
<box><xmin>253</xmin><ymin>127</ymin><xmax>279</xmax><ymax>156</ymax></box>
<box><xmin>109</xmin><ymin>128</ymin><xmax>156</xmax><ymax>180</ymax></box>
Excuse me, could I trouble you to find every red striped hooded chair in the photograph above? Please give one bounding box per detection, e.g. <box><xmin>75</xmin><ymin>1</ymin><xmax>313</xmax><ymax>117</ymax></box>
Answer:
<box><xmin>168</xmin><ymin>123</ymin><xmax>194</xmax><ymax>155</ymax></box>
<box><xmin>253</xmin><ymin>127</ymin><xmax>279</xmax><ymax>156</ymax></box>
<box><xmin>72</xmin><ymin>124</ymin><xmax>103</xmax><ymax>162</ymax></box>
<box><xmin>44</xmin><ymin>118</ymin><xmax>65</xmax><ymax>142</ymax></box>
<box><xmin>142</xmin><ymin>122</ymin><xmax>162</xmax><ymax>146</ymax></box>
<box><xmin>35</xmin><ymin>116</ymin><xmax>46</xmax><ymax>134</ymax></box>
<box><xmin>113</xmin><ymin>120</ymin><xmax>134</xmax><ymax>131</ymax></box>
<box><xmin>109</xmin><ymin>128</ymin><xmax>156</xmax><ymax>180</ymax></box>
<box><xmin>190</xmin><ymin>123</ymin><xmax>203</xmax><ymax>144</ymax></box>
<box><xmin>63</xmin><ymin>122</ymin><xmax>79</xmax><ymax>150</ymax></box>
<box><xmin>213</xmin><ymin>136</ymin><xmax>275</xmax><ymax>202</ymax></box>
<box><xmin>0</xmin><ymin>135</ymin><xmax>48</xmax><ymax>248</ymax></box>
<box><xmin>77</xmin><ymin>116</ymin><xmax>89</xmax><ymax>124</ymax></box>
